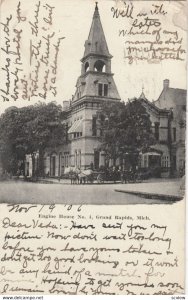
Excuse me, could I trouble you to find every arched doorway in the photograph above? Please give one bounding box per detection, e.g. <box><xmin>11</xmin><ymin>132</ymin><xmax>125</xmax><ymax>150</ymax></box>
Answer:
<box><xmin>50</xmin><ymin>152</ymin><xmax>57</xmax><ymax>177</ymax></box>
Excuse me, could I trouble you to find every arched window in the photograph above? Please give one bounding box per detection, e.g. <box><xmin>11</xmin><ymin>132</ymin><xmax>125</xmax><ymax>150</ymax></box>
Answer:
<box><xmin>85</xmin><ymin>62</ymin><xmax>89</xmax><ymax>72</ymax></box>
<box><xmin>94</xmin><ymin>60</ymin><xmax>105</xmax><ymax>72</ymax></box>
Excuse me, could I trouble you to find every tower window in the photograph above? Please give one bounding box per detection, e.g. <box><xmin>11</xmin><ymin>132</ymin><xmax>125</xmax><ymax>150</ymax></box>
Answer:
<box><xmin>85</xmin><ymin>62</ymin><xmax>89</xmax><ymax>72</ymax></box>
<box><xmin>94</xmin><ymin>60</ymin><xmax>105</xmax><ymax>72</ymax></box>
<box><xmin>104</xmin><ymin>84</ymin><xmax>108</xmax><ymax>96</ymax></box>
<box><xmin>98</xmin><ymin>83</ymin><xmax>108</xmax><ymax>97</ymax></box>
<box><xmin>98</xmin><ymin>84</ymin><xmax>103</xmax><ymax>96</ymax></box>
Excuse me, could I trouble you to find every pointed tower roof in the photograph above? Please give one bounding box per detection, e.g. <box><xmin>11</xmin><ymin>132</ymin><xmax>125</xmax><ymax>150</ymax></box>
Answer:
<box><xmin>139</xmin><ymin>85</ymin><xmax>147</xmax><ymax>100</ymax></box>
<box><xmin>82</xmin><ymin>2</ymin><xmax>112</xmax><ymax>61</ymax></box>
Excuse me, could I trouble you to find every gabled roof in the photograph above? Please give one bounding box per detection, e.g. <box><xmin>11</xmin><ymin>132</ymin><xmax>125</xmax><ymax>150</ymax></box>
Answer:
<box><xmin>155</xmin><ymin>87</ymin><xmax>187</xmax><ymax>108</ymax></box>
<box><xmin>139</xmin><ymin>91</ymin><xmax>147</xmax><ymax>100</ymax></box>
<box><xmin>82</xmin><ymin>3</ymin><xmax>111</xmax><ymax>60</ymax></box>
<box><xmin>138</xmin><ymin>96</ymin><xmax>170</xmax><ymax>116</ymax></box>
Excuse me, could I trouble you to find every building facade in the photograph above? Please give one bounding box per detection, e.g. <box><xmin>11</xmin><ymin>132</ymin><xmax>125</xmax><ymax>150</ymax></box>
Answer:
<box><xmin>25</xmin><ymin>5</ymin><xmax>186</xmax><ymax>179</ymax></box>
<box><xmin>154</xmin><ymin>79</ymin><xmax>186</xmax><ymax>176</ymax></box>
<box><xmin>138</xmin><ymin>94</ymin><xmax>171</xmax><ymax>177</ymax></box>
<box><xmin>40</xmin><ymin>3</ymin><xmax>120</xmax><ymax>177</ymax></box>
<box><xmin>138</xmin><ymin>79</ymin><xmax>186</xmax><ymax>177</ymax></box>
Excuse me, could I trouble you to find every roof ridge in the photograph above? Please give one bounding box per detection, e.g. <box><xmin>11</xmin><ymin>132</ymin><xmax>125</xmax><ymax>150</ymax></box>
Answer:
<box><xmin>168</xmin><ymin>87</ymin><xmax>186</xmax><ymax>91</ymax></box>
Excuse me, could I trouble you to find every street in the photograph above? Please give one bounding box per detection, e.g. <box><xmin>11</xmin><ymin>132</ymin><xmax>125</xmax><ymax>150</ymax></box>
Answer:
<box><xmin>0</xmin><ymin>179</ymin><xmax>183</xmax><ymax>205</ymax></box>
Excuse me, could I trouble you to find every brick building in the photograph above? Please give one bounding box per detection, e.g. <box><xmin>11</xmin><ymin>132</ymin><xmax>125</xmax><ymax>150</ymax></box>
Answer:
<box><xmin>29</xmin><ymin>3</ymin><xmax>120</xmax><ymax>177</ymax></box>
<box><xmin>25</xmin><ymin>4</ymin><xmax>186</xmax><ymax>178</ymax></box>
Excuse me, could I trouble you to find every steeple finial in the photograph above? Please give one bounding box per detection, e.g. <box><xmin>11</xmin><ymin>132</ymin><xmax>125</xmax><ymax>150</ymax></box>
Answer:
<box><xmin>140</xmin><ymin>84</ymin><xmax>146</xmax><ymax>100</ymax></box>
<box><xmin>94</xmin><ymin>2</ymin><xmax>99</xmax><ymax>17</ymax></box>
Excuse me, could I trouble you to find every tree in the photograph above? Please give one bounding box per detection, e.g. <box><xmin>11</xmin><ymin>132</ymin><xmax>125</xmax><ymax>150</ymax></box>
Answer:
<box><xmin>98</xmin><ymin>98</ymin><xmax>155</xmax><ymax>169</ymax></box>
<box><xmin>0</xmin><ymin>102</ymin><xmax>66</xmax><ymax>176</ymax></box>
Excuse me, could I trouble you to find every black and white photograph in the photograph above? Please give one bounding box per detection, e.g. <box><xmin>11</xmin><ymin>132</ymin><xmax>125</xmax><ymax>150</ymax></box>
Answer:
<box><xmin>0</xmin><ymin>0</ymin><xmax>186</xmax><ymax>296</ymax></box>
<box><xmin>0</xmin><ymin>0</ymin><xmax>186</xmax><ymax>205</ymax></box>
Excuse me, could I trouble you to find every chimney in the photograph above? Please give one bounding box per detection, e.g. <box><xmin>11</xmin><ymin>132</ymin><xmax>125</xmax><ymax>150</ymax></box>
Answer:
<box><xmin>62</xmin><ymin>100</ymin><xmax>70</xmax><ymax>111</ymax></box>
<box><xmin>163</xmin><ymin>79</ymin><xmax>169</xmax><ymax>89</ymax></box>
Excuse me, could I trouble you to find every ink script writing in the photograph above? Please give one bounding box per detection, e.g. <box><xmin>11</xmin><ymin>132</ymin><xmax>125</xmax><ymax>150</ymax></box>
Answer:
<box><xmin>0</xmin><ymin>1</ymin><xmax>65</xmax><ymax>102</ymax></box>
<box><xmin>111</xmin><ymin>2</ymin><xmax>186</xmax><ymax>64</ymax></box>
<box><xmin>0</xmin><ymin>204</ymin><xmax>184</xmax><ymax>295</ymax></box>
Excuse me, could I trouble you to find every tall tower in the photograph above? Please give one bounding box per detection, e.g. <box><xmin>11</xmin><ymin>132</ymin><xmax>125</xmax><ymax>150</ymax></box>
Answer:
<box><xmin>73</xmin><ymin>2</ymin><xmax>120</xmax><ymax>102</ymax></box>
<box><xmin>68</xmin><ymin>3</ymin><xmax>120</xmax><ymax>169</ymax></box>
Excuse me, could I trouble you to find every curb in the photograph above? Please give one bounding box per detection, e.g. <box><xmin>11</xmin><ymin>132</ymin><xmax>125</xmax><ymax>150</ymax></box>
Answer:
<box><xmin>114</xmin><ymin>189</ymin><xmax>183</xmax><ymax>201</ymax></box>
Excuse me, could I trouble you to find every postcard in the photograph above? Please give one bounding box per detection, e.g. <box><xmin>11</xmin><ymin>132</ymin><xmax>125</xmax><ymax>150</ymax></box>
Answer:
<box><xmin>0</xmin><ymin>0</ymin><xmax>186</xmax><ymax>295</ymax></box>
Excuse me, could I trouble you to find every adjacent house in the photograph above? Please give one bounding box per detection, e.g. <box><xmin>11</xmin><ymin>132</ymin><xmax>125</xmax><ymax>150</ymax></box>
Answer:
<box><xmin>138</xmin><ymin>79</ymin><xmax>186</xmax><ymax>177</ymax></box>
<box><xmin>138</xmin><ymin>94</ymin><xmax>171</xmax><ymax>177</ymax></box>
<box><xmin>154</xmin><ymin>79</ymin><xmax>186</xmax><ymax>177</ymax></box>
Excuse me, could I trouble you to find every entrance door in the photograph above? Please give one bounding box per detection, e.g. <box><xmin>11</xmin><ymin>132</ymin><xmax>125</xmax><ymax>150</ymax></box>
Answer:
<box><xmin>173</xmin><ymin>155</ymin><xmax>176</xmax><ymax>171</ymax></box>
<box><xmin>26</xmin><ymin>162</ymin><xmax>29</xmax><ymax>176</ymax></box>
<box><xmin>94</xmin><ymin>150</ymin><xmax>99</xmax><ymax>170</ymax></box>
<box><xmin>51</xmin><ymin>156</ymin><xmax>56</xmax><ymax>176</ymax></box>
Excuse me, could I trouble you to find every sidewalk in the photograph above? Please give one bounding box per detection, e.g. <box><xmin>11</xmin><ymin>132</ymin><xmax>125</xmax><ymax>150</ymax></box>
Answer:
<box><xmin>115</xmin><ymin>178</ymin><xmax>185</xmax><ymax>201</ymax></box>
<box><xmin>25</xmin><ymin>177</ymin><xmax>71</xmax><ymax>185</ymax></box>
<box><xmin>27</xmin><ymin>177</ymin><xmax>185</xmax><ymax>202</ymax></box>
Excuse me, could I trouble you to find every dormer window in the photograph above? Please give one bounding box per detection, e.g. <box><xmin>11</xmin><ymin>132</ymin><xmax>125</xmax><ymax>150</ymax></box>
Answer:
<box><xmin>98</xmin><ymin>83</ymin><xmax>108</xmax><ymax>96</ymax></box>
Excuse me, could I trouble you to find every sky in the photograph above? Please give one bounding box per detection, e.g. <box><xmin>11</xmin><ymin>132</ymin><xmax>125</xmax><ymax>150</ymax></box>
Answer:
<box><xmin>0</xmin><ymin>0</ymin><xmax>187</xmax><ymax>114</ymax></box>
